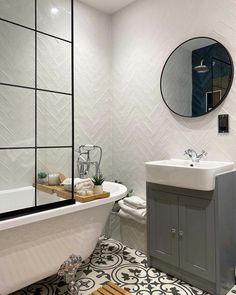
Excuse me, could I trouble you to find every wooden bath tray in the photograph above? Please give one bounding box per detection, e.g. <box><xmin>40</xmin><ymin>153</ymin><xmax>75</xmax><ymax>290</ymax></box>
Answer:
<box><xmin>33</xmin><ymin>183</ymin><xmax>60</xmax><ymax>194</ymax></box>
<box><xmin>57</xmin><ymin>189</ymin><xmax>110</xmax><ymax>203</ymax></box>
<box><xmin>77</xmin><ymin>191</ymin><xmax>110</xmax><ymax>202</ymax></box>
<box><xmin>90</xmin><ymin>281</ymin><xmax>131</xmax><ymax>295</ymax></box>
<box><xmin>35</xmin><ymin>183</ymin><xmax>110</xmax><ymax>203</ymax></box>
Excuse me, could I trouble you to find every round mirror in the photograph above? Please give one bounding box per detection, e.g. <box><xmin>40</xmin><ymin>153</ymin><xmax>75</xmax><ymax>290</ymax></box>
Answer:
<box><xmin>160</xmin><ymin>37</ymin><xmax>234</xmax><ymax>117</ymax></box>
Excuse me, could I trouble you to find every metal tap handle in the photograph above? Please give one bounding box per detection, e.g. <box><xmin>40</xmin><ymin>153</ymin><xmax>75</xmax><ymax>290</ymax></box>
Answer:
<box><xmin>179</xmin><ymin>230</ymin><xmax>184</xmax><ymax>238</ymax></box>
<box><xmin>171</xmin><ymin>228</ymin><xmax>176</xmax><ymax>235</ymax></box>
<box><xmin>201</xmin><ymin>150</ymin><xmax>207</xmax><ymax>156</ymax></box>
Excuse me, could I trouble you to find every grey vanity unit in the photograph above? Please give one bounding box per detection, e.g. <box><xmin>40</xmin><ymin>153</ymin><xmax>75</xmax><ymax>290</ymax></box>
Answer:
<box><xmin>147</xmin><ymin>171</ymin><xmax>236</xmax><ymax>295</ymax></box>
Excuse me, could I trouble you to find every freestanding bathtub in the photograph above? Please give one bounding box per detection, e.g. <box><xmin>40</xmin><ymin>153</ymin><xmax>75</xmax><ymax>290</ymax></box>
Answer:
<box><xmin>0</xmin><ymin>181</ymin><xmax>127</xmax><ymax>295</ymax></box>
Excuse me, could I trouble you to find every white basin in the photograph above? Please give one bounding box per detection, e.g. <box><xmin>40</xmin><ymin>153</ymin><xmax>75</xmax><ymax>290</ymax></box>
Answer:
<box><xmin>145</xmin><ymin>159</ymin><xmax>234</xmax><ymax>191</ymax></box>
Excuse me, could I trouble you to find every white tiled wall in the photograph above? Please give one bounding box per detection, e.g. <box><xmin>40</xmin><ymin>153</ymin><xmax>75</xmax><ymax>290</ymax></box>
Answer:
<box><xmin>111</xmin><ymin>0</ymin><xmax>236</xmax><ymax>198</ymax></box>
<box><xmin>74</xmin><ymin>1</ymin><xmax>113</xmax><ymax>180</ymax></box>
<box><xmin>1</xmin><ymin>0</ymin><xmax>236</xmax><ymax>199</ymax></box>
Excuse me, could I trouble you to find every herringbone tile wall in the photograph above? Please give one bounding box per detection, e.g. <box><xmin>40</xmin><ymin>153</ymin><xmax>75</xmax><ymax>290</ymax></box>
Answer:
<box><xmin>74</xmin><ymin>1</ymin><xmax>113</xmax><ymax>180</ymax></box>
<box><xmin>111</xmin><ymin>0</ymin><xmax>236</xmax><ymax>198</ymax></box>
<box><xmin>1</xmin><ymin>0</ymin><xmax>236</xmax><ymax>200</ymax></box>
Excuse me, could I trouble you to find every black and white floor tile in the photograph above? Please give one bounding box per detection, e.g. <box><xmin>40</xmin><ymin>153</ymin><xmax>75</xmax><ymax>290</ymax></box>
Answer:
<box><xmin>12</xmin><ymin>238</ymin><xmax>213</xmax><ymax>295</ymax></box>
<box><xmin>227</xmin><ymin>286</ymin><xmax>236</xmax><ymax>295</ymax></box>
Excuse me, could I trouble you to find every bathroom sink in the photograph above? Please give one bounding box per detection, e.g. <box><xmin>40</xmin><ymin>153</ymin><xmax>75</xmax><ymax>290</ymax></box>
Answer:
<box><xmin>145</xmin><ymin>159</ymin><xmax>234</xmax><ymax>191</ymax></box>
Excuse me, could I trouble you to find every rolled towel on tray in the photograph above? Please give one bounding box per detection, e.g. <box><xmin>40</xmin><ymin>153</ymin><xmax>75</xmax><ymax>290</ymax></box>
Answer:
<box><xmin>62</xmin><ymin>178</ymin><xmax>91</xmax><ymax>186</ymax></box>
<box><xmin>123</xmin><ymin>196</ymin><xmax>146</xmax><ymax>209</ymax></box>
<box><xmin>62</xmin><ymin>178</ymin><xmax>94</xmax><ymax>192</ymax></box>
<box><xmin>76</xmin><ymin>181</ymin><xmax>94</xmax><ymax>191</ymax></box>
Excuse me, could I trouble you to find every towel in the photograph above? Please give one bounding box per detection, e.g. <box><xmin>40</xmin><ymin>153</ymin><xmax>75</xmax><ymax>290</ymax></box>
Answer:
<box><xmin>118</xmin><ymin>200</ymin><xmax>146</xmax><ymax>219</ymax></box>
<box><xmin>76</xmin><ymin>179</ymin><xmax>94</xmax><ymax>191</ymax></box>
<box><xmin>123</xmin><ymin>196</ymin><xmax>146</xmax><ymax>209</ymax></box>
<box><xmin>118</xmin><ymin>209</ymin><xmax>146</xmax><ymax>224</ymax></box>
<box><xmin>62</xmin><ymin>178</ymin><xmax>94</xmax><ymax>192</ymax></box>
<box><xmin>61</xmin><ymin>178</ymin><xmax>91</xmax><ymax>186</ymax></box>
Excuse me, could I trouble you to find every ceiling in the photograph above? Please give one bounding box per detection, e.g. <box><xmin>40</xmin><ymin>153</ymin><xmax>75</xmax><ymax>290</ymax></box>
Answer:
<box><xmin>79</xmin><ymin>0</ymin><xmax>137</xmax><ymax>14</ymax></box>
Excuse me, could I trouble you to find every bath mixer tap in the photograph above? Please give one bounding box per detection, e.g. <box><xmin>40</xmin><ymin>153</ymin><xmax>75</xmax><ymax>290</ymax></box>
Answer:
<box><xmin>184</xmin><ymin>149</ymin><xmax>207</xmax><ymax>163</ymax></box>
<box><xmin>76</xmin><ymin>144</ymin><xmax>102</xmax><ymax>178</ymax></box>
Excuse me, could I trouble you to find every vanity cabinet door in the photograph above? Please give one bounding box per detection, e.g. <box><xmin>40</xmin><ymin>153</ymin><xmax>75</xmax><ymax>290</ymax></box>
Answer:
<box><xmin>148</xmin><ymin>189</ymin><xmax>179</xmax><ymax>267</ymax></box>
<box><xmin>178</xmin><ymin>196</ymin><xmax>215</xmax><ymax>282</ymax></box>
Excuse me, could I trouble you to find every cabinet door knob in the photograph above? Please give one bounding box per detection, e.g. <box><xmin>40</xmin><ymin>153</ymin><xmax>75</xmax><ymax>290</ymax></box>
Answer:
<box><xmin>179</xmin><ymin>230</ymin><xmax>184</xmax><ymax>238</ymax></box>
<box><xmin>171</xmin><ymin>228</ymin><xmax>176</xmax><ymax>235</ymax></box>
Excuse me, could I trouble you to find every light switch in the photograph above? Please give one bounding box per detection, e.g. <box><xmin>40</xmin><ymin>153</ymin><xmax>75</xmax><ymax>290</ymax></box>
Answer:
<box><xmin>218</xmin><ymin>114</ymin><xmax>229</xmax><ymax>133</ymax></box>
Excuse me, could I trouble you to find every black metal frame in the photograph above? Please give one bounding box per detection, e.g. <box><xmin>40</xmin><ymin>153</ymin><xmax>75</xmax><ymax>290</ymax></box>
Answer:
<box><xmin>160</xmin><ymin>36</ymin><xmax>234</xmax><ymax>118</ymax></box>
<box><xmin>0</xmin><ymin>0</ymin><xmax>75</xmax><ymax>221</ymax></box>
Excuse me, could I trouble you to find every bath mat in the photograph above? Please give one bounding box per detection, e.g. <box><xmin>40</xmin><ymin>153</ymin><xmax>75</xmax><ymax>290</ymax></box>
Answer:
<box><xmin>90</xmin><ymin>281</ymin><xmax>131</xmax><ymax>295</ymax></box>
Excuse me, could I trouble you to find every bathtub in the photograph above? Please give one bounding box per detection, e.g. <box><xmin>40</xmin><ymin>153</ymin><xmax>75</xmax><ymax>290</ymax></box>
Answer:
<box><xmin>0</xmin><ymin>186</ymin><xmax>64</xmax><ymax>214</ymax></box>
<box><xmin>0</xmin><ymin>181</ymin><xmax>127</xmax><ymax>295</ymax></box>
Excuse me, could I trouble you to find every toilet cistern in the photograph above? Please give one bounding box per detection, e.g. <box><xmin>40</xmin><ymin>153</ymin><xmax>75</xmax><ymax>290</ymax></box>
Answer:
<box><xmin>184</xmin><ymin>149</ymin><xmax>207</xmax><ymax>163</ymax></box>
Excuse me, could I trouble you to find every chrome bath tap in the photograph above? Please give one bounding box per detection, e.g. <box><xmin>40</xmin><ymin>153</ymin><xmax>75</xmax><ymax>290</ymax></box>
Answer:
<box><xmin>75</xmin><ymin>145</ymin><xmax>102</xmax><ymax>178</ymax></box>
<box><xmin>184</xmin><ymin>149</ymin><xmax>207</xmax><ymax>163</ymax></box>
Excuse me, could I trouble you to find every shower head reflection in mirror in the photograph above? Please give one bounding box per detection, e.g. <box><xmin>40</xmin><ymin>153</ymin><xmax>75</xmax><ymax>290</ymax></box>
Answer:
<box><xmin>193</xmin><ymin>59</ymin><xmax>209</xmax><ymax>73</ymax></box>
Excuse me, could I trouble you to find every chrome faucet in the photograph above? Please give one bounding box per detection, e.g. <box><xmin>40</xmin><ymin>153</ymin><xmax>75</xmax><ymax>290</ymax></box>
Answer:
<box><xmin>184</xmin><ymin>149</ymin><xmax>207</xmax><ymax>163</ymax></box>
<box><xmin>75</xmin><ymin>145</ymin><xmax>102</xmax><ymax>178</ymax></box>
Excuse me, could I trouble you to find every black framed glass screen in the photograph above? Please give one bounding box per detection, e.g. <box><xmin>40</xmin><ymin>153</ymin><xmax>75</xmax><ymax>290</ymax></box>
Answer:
<box><xmin>0</xmin><ymin>0</ymin><xmax>75</xmax><ymax>220</ymax></box>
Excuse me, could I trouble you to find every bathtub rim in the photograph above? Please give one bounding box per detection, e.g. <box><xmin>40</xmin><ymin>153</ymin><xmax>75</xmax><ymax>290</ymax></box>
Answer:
<box><xmin>0</xmin><ymin>181</ymin><xmax>127</xmax><ymax>232</ymax></box>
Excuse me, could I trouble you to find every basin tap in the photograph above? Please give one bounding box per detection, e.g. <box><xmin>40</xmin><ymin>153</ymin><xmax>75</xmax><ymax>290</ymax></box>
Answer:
<box><xmin>184</xmin><ymin>149</ymin><xmax>207</xmax><ymax>163</ymax></box>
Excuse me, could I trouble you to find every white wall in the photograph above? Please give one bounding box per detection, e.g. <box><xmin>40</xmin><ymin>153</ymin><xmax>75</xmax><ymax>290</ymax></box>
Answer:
<box><xmin>111</xmin><ymin>0</ymin><xmax>236</xmax><ymax>198</ymax></box>
<box><xmin>74</xmin><ymin>1</ymin><xmax>113</xmax><ymax>179</ymax></box>
<box><xmin>1</xmin><ymin>0</ymin><xmax>236</xmax><ymax>199</ymax></box>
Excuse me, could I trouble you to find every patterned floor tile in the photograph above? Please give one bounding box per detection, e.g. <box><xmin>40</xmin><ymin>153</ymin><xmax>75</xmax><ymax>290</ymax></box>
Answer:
<box><xmin>11</xmin><ymin>238</ymin><xmax>212</xmax><ymax>295</ymax></box>
<box><xmin>227</xmin><ymin>285</ymin><xmax>236</xmax><ymax>295</ymax></box>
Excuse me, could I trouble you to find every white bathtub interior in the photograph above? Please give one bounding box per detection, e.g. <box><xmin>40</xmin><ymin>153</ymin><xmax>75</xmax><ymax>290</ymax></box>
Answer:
<box><xmin>0</xmin><ymin>186</ymin><xmax>64</xmax><ymax>214</ymax></box>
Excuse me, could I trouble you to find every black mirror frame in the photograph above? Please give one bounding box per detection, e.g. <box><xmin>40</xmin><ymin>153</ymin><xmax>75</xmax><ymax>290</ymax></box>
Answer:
<box><xmin>160</xmin><ymin>36</ymin><xmax>234</xmax><ymax>118</ymax></box>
